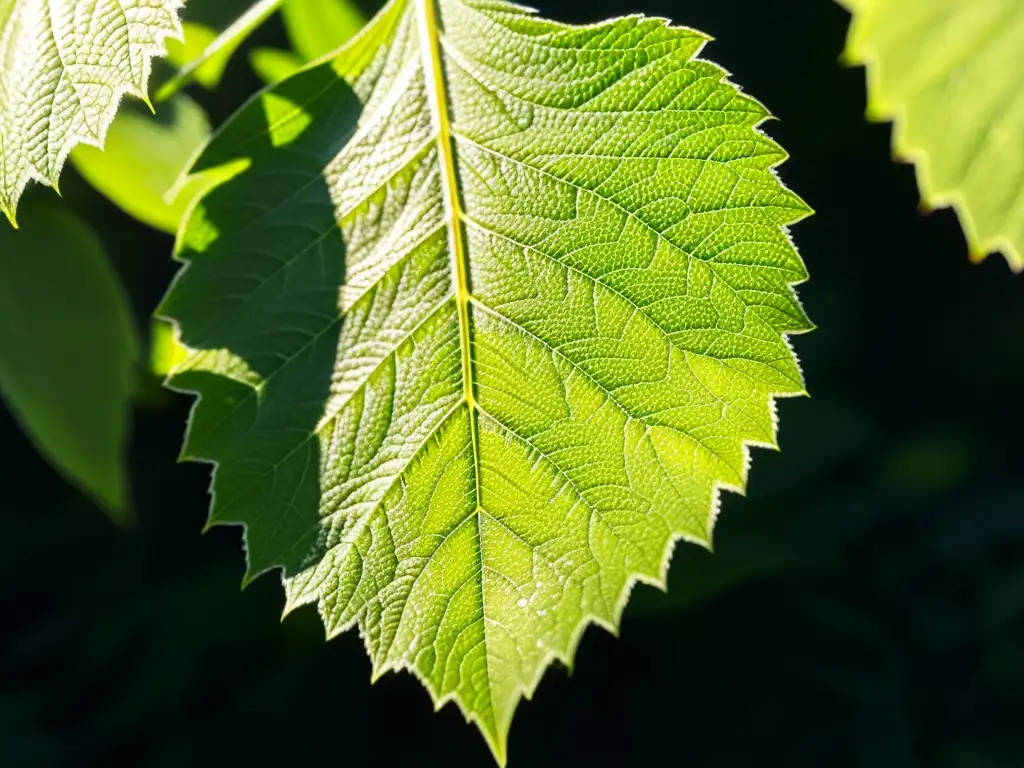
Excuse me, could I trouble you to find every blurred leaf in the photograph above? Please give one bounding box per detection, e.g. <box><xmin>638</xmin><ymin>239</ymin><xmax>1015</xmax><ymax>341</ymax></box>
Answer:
<box><xmin>840</xmin><ymin>0</ymin><xmax>1024</xmax><ymax>271</ymax></box>
<box><xmin>164</xmin><ymin>22</ymin><xmax>228</xmax><ymax>90</ymax></box>
<box><xmin>249</xmin><ymin>47</ymin><xmax>305</xmax><ymax>85</ymax></box>
<box><xmin>280</xmin><ymin>0</ymin><xmax>365</xmax><ymax>62</ymax></box>
<box><xmin>150</xmin><ymin>320</ymin><xmax>190</xmax><ymax>379</ymax></box>
<box><xmin>0</xmin><ymin>0</ymin><xmax>184</xmax><ymax>224</ymax></box>
<box><xmin>0</xmin><ymin>206</ymin><xmax>139</xmax><ymax>520</ymax></box>
<box><xmin>158</xmin><ymin>0</ymin><xmax>283</xmax><ymax>100</ymax></box>
<box><xmin>72</xmin><ymin>95</ymin><xmax>212</xmax><ymax>234</ymax></box>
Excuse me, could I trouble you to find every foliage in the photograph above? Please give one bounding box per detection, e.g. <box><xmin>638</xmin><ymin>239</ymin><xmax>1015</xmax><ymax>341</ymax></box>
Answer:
<box><xmin>839</xmin><ymin>0</ymin><xmax>1024</xmax><ymax>271</ymax></box>
<box><xmin>0</xmin><ymin>0</ymin><xmax>1022</xmax><ymax>765</ymax></box>
<box><xmin>280</xmin><ymin>0</ymin><xmax>365</xmax><ymax>61</ymax></box>
<box><xmin>249</xmin><ymin>0</ymin><xmax>366</xmax><ymax>85</ymax></box>
<box><xmin>159</xmin><ymin>0</ymin><xmax>809</xmax><ymax>756</ymax></box>
<box><xmin>158</xmin><ymin>0</ymin><xmax>282</xmax><ymax>98</ymax></box>
<box><xmin>71</xmin><ymin>95</ymin><xmax>211</xmax><ymax>234</ymax></box>
<box><xmin>0</xmin><ymin>204</ymin><xmax>138</xmax><ymax>519</ymax></box>
<box><xmin>0</xmin><ymin>0</ymin><xmax>184</xmax><ymax>223</ymax></box>
<box><xmin>160</xmin><ymin>0</ymin><xmax>365</xmax><ymax>95</ymax></box>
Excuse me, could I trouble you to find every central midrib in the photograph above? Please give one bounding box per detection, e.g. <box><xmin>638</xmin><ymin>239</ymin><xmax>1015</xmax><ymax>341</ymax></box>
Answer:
<box><xmin>416</xmin><ymin>0</ymin><xmax>498</xmax><ymax>735</ymax></box>
<box><xmin>416</xmin><ymin>0</ymin><xmax>475</xmax><ymax>415</ymax></box>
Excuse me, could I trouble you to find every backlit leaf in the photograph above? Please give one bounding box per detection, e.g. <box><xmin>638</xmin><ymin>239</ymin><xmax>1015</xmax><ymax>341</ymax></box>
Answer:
<box><xmin>160</xmin><ymin>0</ymin><xmax>812</xmax><ymax>760</ymax></box>
<box><xmin>249</xmin><ymin>46</ymin><xmax>304</xmax><ymax>85</ymax></box>
<box><xmin>840</xmin><ymin>0</ymin><xmax>1024</xmax><ymax>271</ymax></box>
<box><xmin>0</xmin><ymin>0</ymin><xmax>184</xmax><ymax>224</ymax></box>
<box><xmin>164</xmin><ymin>21</ymin><xmax>225</xmax><ymax>89</ymax></box>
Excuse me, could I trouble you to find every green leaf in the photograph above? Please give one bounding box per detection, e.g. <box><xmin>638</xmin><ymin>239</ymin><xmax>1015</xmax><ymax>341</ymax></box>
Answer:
<box><xmin>157</xmin><ymin>0</ymin><xmax>282</xmax><ymax>100</ymax></box>
<box><xmin>0</xmin><ymin>0</ymin><xmax>184</xmax><ymax>225</ymax></box>
<box><xmin>249</xmin><ymin>46</ymin><xmax>304</xmax><ymax>85</ymax></box>
<box><xmin>250</xmin><ymin>0</ymin><xmax>366</xmax><ymax>86</ymax></box>
<box><xmin>163</xmin><ymin>0</ymin><xmax>366</xmax><ymax>96</ymax></box>
<box><xmin>150</xmin><ymin>318</ymin><xmax>190</xmax><ymax>378</ymax></box>
<box><xmin>280</xmin><ymin>0</ymin><xmax>365</xmax><ymax>61</ymax></box>
<box><xmin>71</xmin><ymin>94</ymin><xmax>211</xmax><ymax>234</ymax></box>
<box><xmin>164</xmin><ymin>22</ymin><xmax>229</xmax><ymax>90</ymax></box>
<box><xmin>160</xmin><ymin>0</ymin><xmax>811</xmax><ymax>760</ymax></box>
<box><xmin>840</xmin><ymin>0</ymin><xmax>1024</xmax><ymax>271</ymax></box>
<box><xmin>0</xmin><ymin>204</ymin><xmax>140</xmax><ymax>519</ymax></box>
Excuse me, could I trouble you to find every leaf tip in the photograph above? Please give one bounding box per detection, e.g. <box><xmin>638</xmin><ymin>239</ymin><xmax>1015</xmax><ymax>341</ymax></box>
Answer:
<box><xmin>480</xmin><ymin>727</ymin><xmax>509</xmax><ymax>768</ymax></box>
<box><xmin>239</xmin><ymin>568</ymin><xmax>259</xmax><ymax>590</ymax></box>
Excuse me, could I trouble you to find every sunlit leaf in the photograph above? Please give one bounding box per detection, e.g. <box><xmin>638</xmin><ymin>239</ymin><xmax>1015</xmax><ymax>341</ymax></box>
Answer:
<box><xmin>150</xmin><ymin>319</ymin><xmax>190</xmax><ymax>378</ymax></box>
<box><xmin>0</xmin><ymin>0</ymin><xmax>184</xmax><ymax>224</ymax></box>
<box><xmin>250</xmin><ymin>0</ymin><xmax>367</xmax><ymax>85</ymax></box>
<box><xmin>160</xmin><ymin>0</ymin><xmax>811</xmax><ymax>760</ymax></box>
<box><xmin>840</xmin><ymin>0</ymin><xmax>1024</xmax><ymax>271</ymax></box>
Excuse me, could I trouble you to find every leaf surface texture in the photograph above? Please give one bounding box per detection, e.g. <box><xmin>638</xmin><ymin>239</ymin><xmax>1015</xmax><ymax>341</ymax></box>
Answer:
<box><xmin>841</xmin><ymin>0</ymin><xmax>1024</xmax><ymax>270</ymax></box>
<box><xmin>0</xmin><ymin>0</ymin><xmax>183</xmax><ymax>223</ymax></box>
<box><xmin>160</xmin><ymin>0</ymin><xmax>811</xmax><ymax>759</ymax></box>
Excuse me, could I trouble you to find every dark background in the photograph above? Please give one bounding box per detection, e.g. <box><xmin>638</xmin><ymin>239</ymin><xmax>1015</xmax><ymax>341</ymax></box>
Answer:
<box><xmin>3</xmin><ymin>0</ymin><xmax>1023</xmax><ymax>765</ymax></box>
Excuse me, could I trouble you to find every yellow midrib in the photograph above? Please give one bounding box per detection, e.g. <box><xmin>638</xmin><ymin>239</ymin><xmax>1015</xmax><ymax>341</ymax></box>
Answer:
<box><xmin>416</xmin><ymin>0</ymin><xmax>476</xmax><ymax>414</ymax></box>
<box><xmin>416</xmin><ymin>0</ymin><xmax>501</xmax><ymax>752</ymax></box>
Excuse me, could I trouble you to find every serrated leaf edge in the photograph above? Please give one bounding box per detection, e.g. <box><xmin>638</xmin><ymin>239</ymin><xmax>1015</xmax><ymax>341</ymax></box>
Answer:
<box><xmin>0</xmin><ymin>1</ymin><xmax>185</xmax><ymax>225</ymax></box>
<box><xmin>839</xmin><ymin>2</ymin><xmax>1023</xmax><ymax>273</ymax></box>
<box><xmin>158</xmin><ymin>6</ymin><xmax>813</xmax><ymax>763</ymax></box>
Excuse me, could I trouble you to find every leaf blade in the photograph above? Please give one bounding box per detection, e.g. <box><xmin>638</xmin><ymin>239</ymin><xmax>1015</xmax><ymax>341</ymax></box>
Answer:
<box><xmin>160</xmin><ymin>0</ymin><xmax>811</xmax><ymax>759</ymax></box>
<box><xmin>0</xmin><ymin>0</ymin><xmax>184</xmax><ymax>224</ymax></box>
<box><xmin>841</xmin><ymin>0</ymin><xmax>1024</xmax><ymax>271</ymax></box>
<box><xmin>249</xmin><ymin>46</ymin><xmax>304</xmax><ymax>85</ymax></box>
<box><xmin>0</xmin><ymin>204</ymin><xmax>140</xmax><ymax>519</ymax></box>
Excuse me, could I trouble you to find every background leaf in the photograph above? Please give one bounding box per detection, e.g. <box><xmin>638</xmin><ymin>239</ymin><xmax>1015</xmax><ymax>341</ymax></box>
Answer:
<box><xmin>160</xmin><ymin>0</ymin><xmax>810</xmax><ymax>759</ymax></box>
<box><xmin>161</xmin><ymin>0</ymin><xmax>367</xmax><ymax>93</ymax></box>
<box><xmin>0</xmin><ymin>204</ymin><xmax>140</xmax><ymax>519</ymax></box>
<box><xmin>840</xmin><ymin>0</ymin><xmax>1024</xmax><ymax>271</ymax></box>
<box><xmin>71</xmin><ymin>95</ymin><xmax>212</xmax><ymax>234</ymax></box>
<box><xmin>249</xmin><ymin>46</ymin><xmax>305</xmax><ymax>85</ymax></box>
<box><xmin>4</xmin><ymin>0</ymin><xmax>1024</xmax><ymax>766</ymax></box>
<box><xmin>164</xmin><ymin>22</ymin><xmax>226</xmax><ymax>89</ymax></box>
<box><xmin>157</xmin><ymin>0</ymin><xmax>282</xmax><ymax>99</ymax></box>
<box><xmin>280</xmin><ymin>0</ymin><xmax>365</xmax><ymax>61</ymax></box>
<box><xmin>150</xmin><ymin>320</ymin><xmax>191</xmax><ymax>379</ymax></box>
<box><xmin>0</xmin><ymin>0</ymin><xmax>184</xmax><ymax>224</ymax></box>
